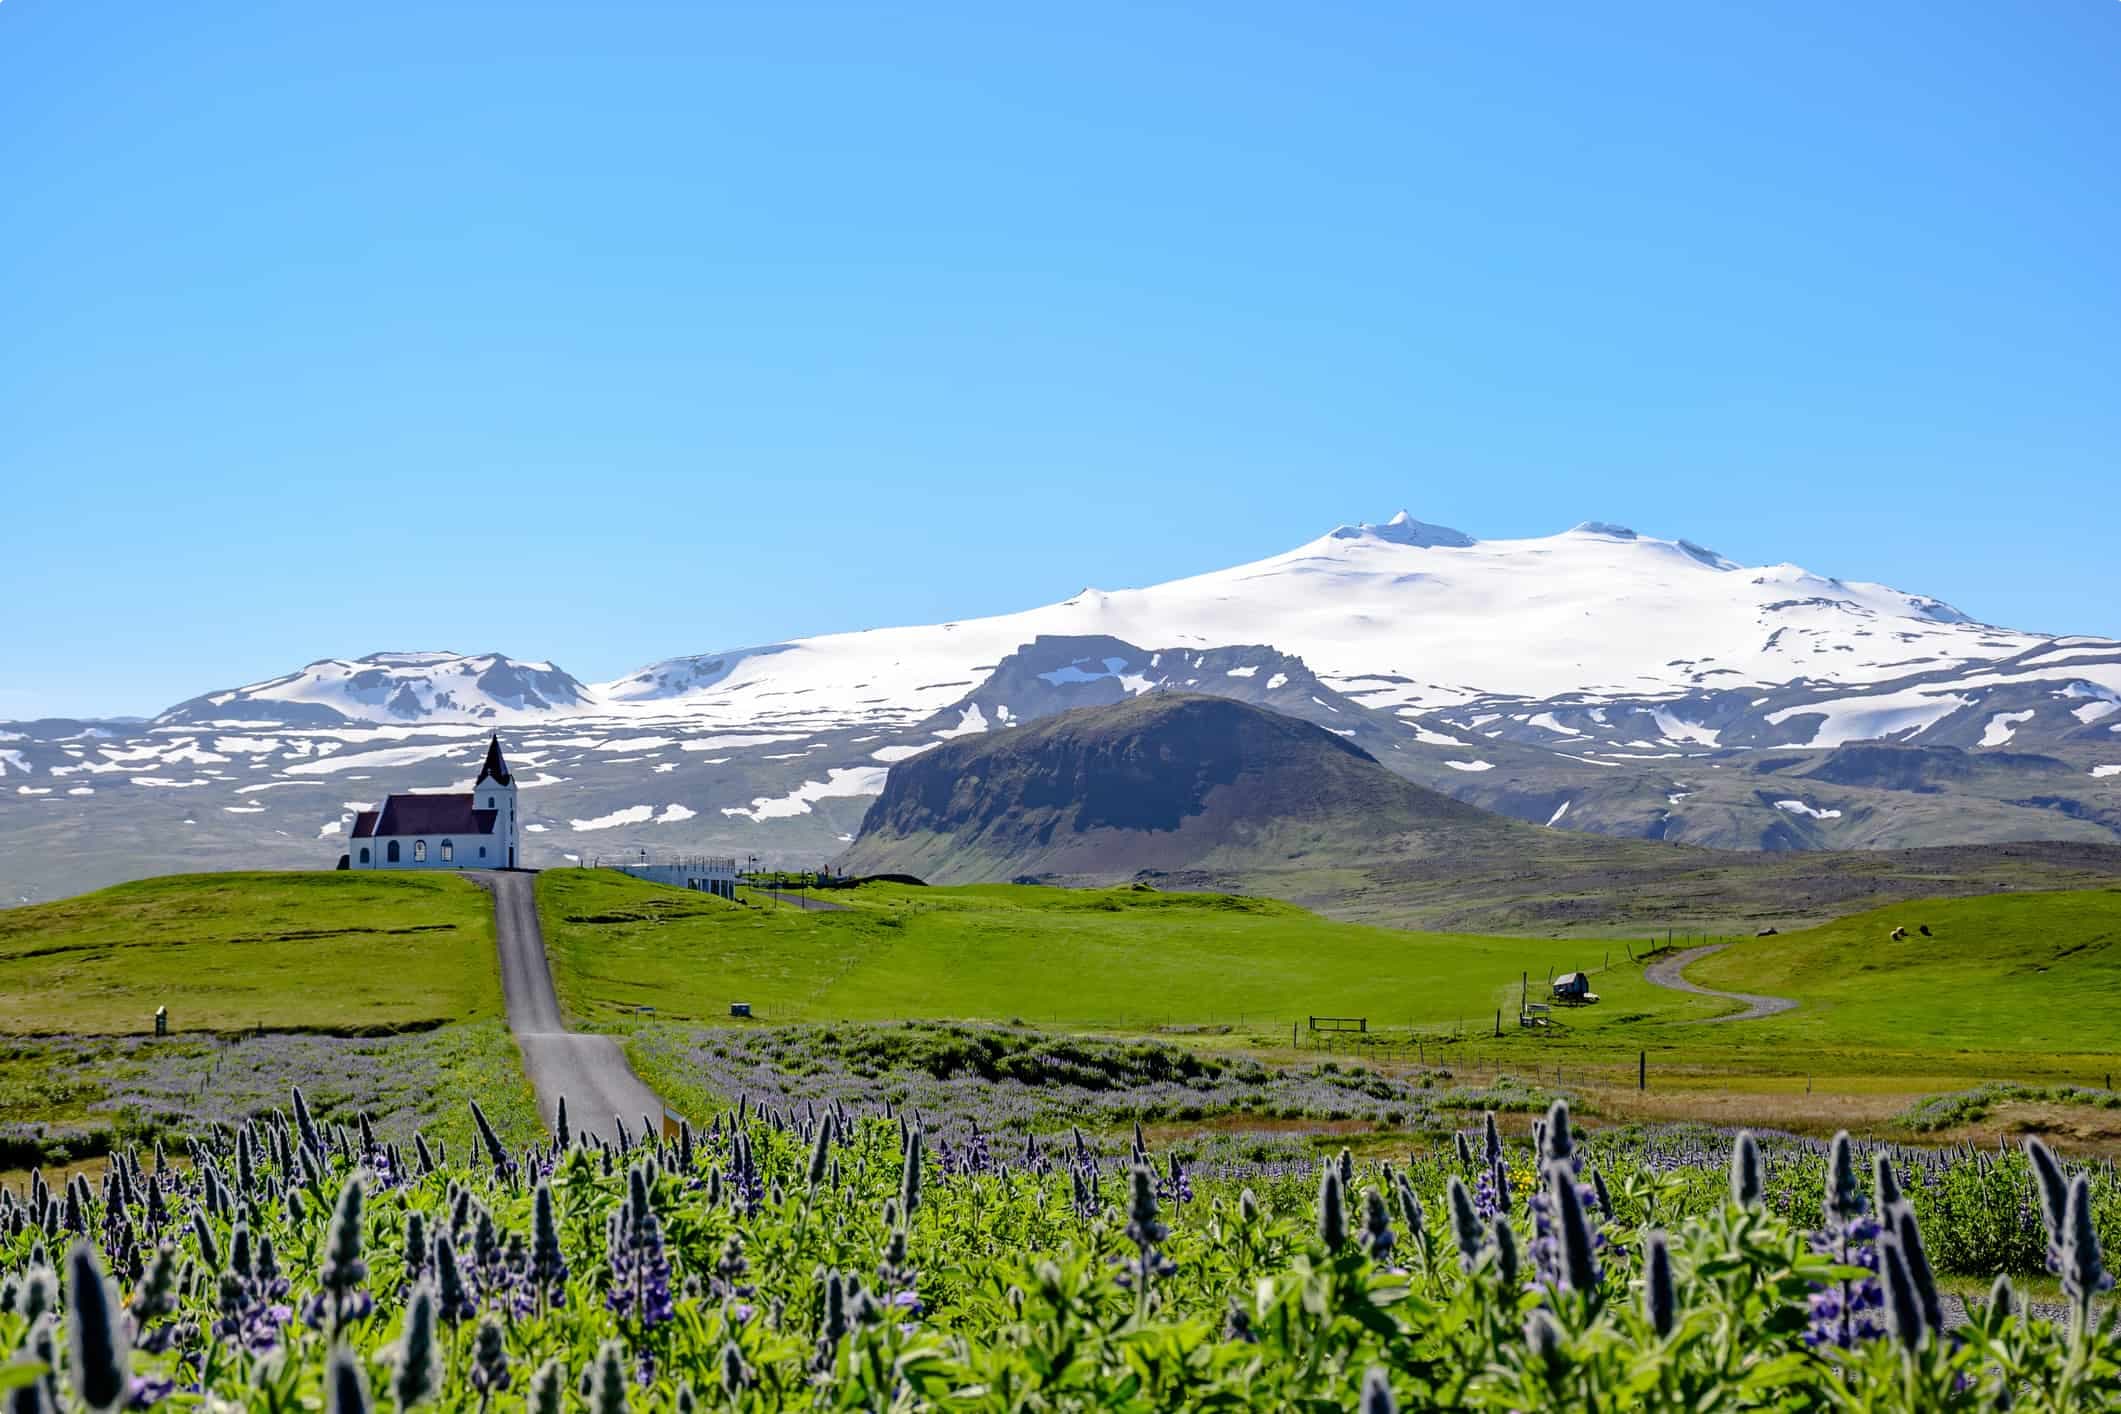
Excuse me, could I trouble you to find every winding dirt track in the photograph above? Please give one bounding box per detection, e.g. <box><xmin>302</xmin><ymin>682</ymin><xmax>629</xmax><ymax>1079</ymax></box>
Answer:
<box><xmin>1642</xmin><ymin>942</ymin><xmax>1799</xmax><ymax>1023</ymax></box>
<box><xmin>472</xmin><ymin>871</ymin><xmax>667</xmax><ymax>1142</ymax></box>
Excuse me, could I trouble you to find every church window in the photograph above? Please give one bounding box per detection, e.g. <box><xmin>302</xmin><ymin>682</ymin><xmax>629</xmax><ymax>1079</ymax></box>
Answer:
<box><xmin>386</xmin><ymin>840</ymin><xmax>400</xmax><ymax>863</ymax></box>
<box><xmin>479</xmin><ymin>846</ymin><xmax>487</xmax><ymax>858</ymax></box>
<box><xmin>359</xmin><ymin>847</ymin><xmax>370</xmax><ymax>864</ymax></box>
<box><xmin>440</xmin><ymin>840</ymin><xmax>454</xmax><ymax>862</ymax></box>
<box><xmin>414</xmin><ymin>840</ymin><xmax>427</xmax><ymax>862</ymax></box>
<box><xmin>486</xmin><ymin>796</ymin><xmax>495</xmax><ymax>808</ymax></box>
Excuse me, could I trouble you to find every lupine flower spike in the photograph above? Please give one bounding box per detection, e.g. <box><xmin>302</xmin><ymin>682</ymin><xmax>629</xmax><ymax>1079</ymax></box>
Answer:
<box><xmin>1729</xmin><ymin>1132</ymin><xmax>1762</xmax><ymax>1209</ymax></box>
<box><xmin>1644</xmin><ymin>1231</ymin><xmax>1675</xmax><ymax>1338</ymax></box>
<box><xmin>64</xmin><ymin>1241</ymin><xmax>128</xmax><ymax>1414</ymax></box>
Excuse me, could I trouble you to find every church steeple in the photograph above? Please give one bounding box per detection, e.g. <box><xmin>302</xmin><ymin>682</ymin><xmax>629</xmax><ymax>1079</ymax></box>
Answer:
<box><xmin>475</xmin><ymin>734</ymin><xmax>513</xmax><ymax>788</ymax></box>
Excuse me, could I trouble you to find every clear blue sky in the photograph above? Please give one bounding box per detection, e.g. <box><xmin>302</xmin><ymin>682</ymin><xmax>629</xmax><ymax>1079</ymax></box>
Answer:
<box><xmin>3</xmin><ymin>1</ymin><xmax>2115</xmax><ymax>720</ymax></box>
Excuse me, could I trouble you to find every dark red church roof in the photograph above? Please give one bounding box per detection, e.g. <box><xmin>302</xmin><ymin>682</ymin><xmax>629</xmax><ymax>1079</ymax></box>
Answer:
<box><xmin>351</xmin><ymin>794</ymin><xmax>499</xmax><ymax>838</ymax></box>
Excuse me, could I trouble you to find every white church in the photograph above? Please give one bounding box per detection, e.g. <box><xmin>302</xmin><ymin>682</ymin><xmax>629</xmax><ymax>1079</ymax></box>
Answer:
<box><xmin>344</xmin><ymin>735</ymin><xmax>521</xmax><ymax>871</ymax></box>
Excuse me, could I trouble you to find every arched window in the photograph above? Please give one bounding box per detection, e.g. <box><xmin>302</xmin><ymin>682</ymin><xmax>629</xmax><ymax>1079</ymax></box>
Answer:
<box><xmin>414</xmin><ymin>839</ymin><xmax>427</xmax><ymax>862</ymax></box>
<box><xmin>359</xmin><ymin>847</ymin><xmax>370</xmax><ymax>864</ymax></box>
<box><xmin>486</xmin><ymin>796</ymin><xmax>495</xmax><ymax>809</ymax></box>
<box><xmin>386</xmin><ymin>840</ymin><xmax>400</xmax><ymax>863</ymax></box>
<box><xmin>440</xmin><ymin>839</ymin><xmax>453</xmax><ymax>863</ymax></box>
<box><xmin>479</xmin><ymin>846</ymin><xmax>487</xmax><ymax>858</ymax></box>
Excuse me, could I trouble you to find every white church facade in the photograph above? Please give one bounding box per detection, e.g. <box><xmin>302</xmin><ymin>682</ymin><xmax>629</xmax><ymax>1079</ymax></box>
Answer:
<box><xmin>345</xmin><ymin>735</ymin><xmax>521</xmax><ymax>871</ymax></box>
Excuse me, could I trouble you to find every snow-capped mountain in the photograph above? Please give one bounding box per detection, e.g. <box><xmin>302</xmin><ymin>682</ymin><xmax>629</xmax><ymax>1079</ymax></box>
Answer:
<box><xmin>6</xmin><ymin>514</ymin><xmax>2120</xmax><ymax>904</ymax></box>
<box><xmin>146</xmin><ymin>515</ymin><xmax>2079</xmax><ymax>737</ymax></box>
<box><xmin>158</xmin><ymin>652</ymin><xmax>594</xmax><ymax>727</ymax></box>
<box><xmin>601</xmin><ymin>514</ymin><xmax>2049</xmax><ymax>731</ymax></box>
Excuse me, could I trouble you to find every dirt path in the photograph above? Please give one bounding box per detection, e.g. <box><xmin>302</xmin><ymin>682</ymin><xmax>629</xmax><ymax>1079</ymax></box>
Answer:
<box><xmin>473</xmin><ymin>872</ymin><xmax>668</xmax><ymax>1143</ymax></box>
<box><xmin>1643</xmin><ymin>942</ymin><xmax>1799</xmax><ymax>1023</ymax></box>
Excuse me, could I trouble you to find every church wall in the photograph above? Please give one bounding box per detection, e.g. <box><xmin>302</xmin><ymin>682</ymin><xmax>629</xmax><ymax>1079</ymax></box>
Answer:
<box><xmin>351</xmin><ymin>832</ymin><xmax>505</xmax><ymax>870</ymax></box>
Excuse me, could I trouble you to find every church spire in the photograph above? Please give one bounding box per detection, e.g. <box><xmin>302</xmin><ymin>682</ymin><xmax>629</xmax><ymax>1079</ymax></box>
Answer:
<box><xmin>475</xmin><ymin>734</ymin><xmax>513</xmax><ymax>787</ymax></box>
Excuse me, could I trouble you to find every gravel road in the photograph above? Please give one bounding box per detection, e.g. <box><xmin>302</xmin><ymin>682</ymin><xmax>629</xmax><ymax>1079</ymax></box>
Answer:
<box><xmin>472</xmin><ymin>871</ymin><xmax>667</xmax><ymax>1143</ymax></box>
<box><xmin>1642</xmin><ymin>943</ymin><xmax>1798</xmax><ymax>1022</ymax></box>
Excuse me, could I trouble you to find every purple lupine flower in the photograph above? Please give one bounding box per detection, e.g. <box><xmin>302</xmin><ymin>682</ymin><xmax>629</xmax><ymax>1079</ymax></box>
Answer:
<box><xmin>1806</xmin><ymin>1133</ymin><xmax>1886</xmax><ymax>1350</ymax></box>
<box><xmin>126</xmin><ymin>1376</ymin><xmax>176</xmax><ymax>1410</ymax></box>
<box><xmin>1114</xmin><ymin>1163</ymin><xmax>1177</xmax><ymax>1290</ymax></box>
<box><xmin>469</xmin><ymin>1315</ymin><xmax>512</xmax><ymax>1397</ymax></box>
<box><xmin>302</xmin><ymin>1176</ymin><xmax>373</xmax><ymax>1334</ymax></box>
<box><xmin>127</xmin><ymin>1243</ymin><xmax>182</xmax><ymax>1355</ymax></box>
<box><xmin>530</xmin><ymin>1184</ymin><xmax>568</xmax><ymax>1310</ymax></box>
<box><xmin>1159</xmin><ymin>1153</ymin><xmax>1193</xmax><ymax>1207</ymax></box>
<box><xmin>605</xmin><ymin>1164</ymin><xmax>675</xmax><ymax>1330</ymax></box>
<box><xmin>877</xmin><ymin>1221</ymin><xmax>920</xmax><ymax>1320</ymax></box>
<box><xmin>212</xmin><ymin>1268</ymin><xmax>292</xmax><ymax>1355</ymax></box>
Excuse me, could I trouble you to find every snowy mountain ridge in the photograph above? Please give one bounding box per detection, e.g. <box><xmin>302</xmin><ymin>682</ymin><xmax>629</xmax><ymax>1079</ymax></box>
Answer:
<box><xmin>157</xmin><ymin>652</ymin><xmax>594</xmax><ymax>727</ymax></box>
<box><xmin>590</xmin><ymin>513</ymin><xmax>2045</xmax><ymax>733</ymax></box>
<box><xmin>146</xmin><ymin>516</ymin><xmax>2080</xmax><ymax>739</ymax></box>
<box><xmin>5</xmin><ymin>509</ymin><xmax>2120</xmax><ymax>903</ymax></box>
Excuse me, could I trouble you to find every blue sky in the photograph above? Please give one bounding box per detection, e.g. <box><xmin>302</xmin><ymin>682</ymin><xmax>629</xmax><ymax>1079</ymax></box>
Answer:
<box><xmin>3</xmin><ymin>1</ymin><xmax>2115</xmax><ymax>719</ymax></box>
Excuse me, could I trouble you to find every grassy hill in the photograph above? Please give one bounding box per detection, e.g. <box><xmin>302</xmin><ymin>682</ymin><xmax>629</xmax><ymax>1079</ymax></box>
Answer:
<box><xmin>542</xmin><ymin>870</ymin><xmax>2121</xmax><ymax>1105</ymax></box>
<box><xmin>838</xmin><ymin>694</ymin><xmax>2121</xmax><ymax>933</ymax></box>
<box><xmin>1686</xmin><ymin>888</ymin><xmax>2121</xmax><ymax>1055</ymax></box>
<box><xmin>537</xmin><ymin>867</ymin><xmax>1712</xmax><ymax>1032</ymax></box>
<box><xmin>0</xmin><ymin>870</ymin><xmax>535</xmax><ymax>1164</ymax></box>
<box><xmin>0</xmin><ymin>870</ymin><xmax>503</xmax><ymax>1035</ymax></box>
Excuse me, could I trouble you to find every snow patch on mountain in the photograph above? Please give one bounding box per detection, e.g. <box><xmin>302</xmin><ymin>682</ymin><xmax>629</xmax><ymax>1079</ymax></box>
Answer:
<box><xmin>282</xmin><ymin>743</ymin><xmax>466</xmax><ymax>776</ymax></box>
<box><xmin>1766</xmin><ymin>688</ymin><xmax>1974</xmax><ymax>749</ymax></box>
<box><xmin>1650</xmin><ymin>710</ymin><xmax>1721</xmax><ymax>747</ymax></box>
<box><xmin>570</xmin><ymin>805</ymin><xmax>654</xmax><ymax>831</ymax></box>
<box><xmin>935</xmin><ymin>705</ymin><xmax>991</xmax><ymax>739</ymax></box>
<box><xmin>1980</xmin><ymin>711</ymin><xmax>2036</xmax><ymax>747</ymax></box>
<box><xmin>720</xmin><ymin>767</ymin><xmax>890</xmax><ymax>823</ymax></box>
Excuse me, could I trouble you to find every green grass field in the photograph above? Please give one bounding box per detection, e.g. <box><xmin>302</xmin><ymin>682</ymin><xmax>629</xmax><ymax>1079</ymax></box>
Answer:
<box><xmin>539</xmin><ymin>871</ymin><xmax>2121</xmax><ymax>1092</ymax></box>
<box><xmin>0</xmin><ymin>871</ymin><xmax>503</xmax><ymax>1035</ymax></box>
<box><xmin>537</xmin><ymin>869</ymin><xmax>1719</xmax><ymax>1032</ymax></box>
<box><xmin>1684</xmin><ymin>888</ymin><xmax>2121</xmax><ymax>1055</ymax></box>
<box><xmin>10</xmin><ymin>867</ymin><xmax>2121</xmax><ymax>1157</ymax></box>
<box><xmin>1449</xmin><ymin>888</ymin><xmax>2121</xmax><ymax>1113</ymax></box>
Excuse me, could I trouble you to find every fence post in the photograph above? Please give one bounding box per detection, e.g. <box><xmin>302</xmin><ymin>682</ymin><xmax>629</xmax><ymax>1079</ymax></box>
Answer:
<box><xmin>1638</xmin><ymin>1050</ymin><xmax>1646</xmax><ymax>1091</ymax></box>
<box><xmin>1493</xmin><ymin>1008</ymin><xmax>1501</xmax><ymax>1037</ymax></box>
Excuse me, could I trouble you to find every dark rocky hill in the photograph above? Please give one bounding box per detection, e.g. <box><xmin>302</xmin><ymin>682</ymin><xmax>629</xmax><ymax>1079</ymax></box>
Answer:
<box><xmin>847</xmin><ymin>692</ymin><xmax>1519</xmax><ymax>881</ymax></box>
<box><xmin>839</xmin><ymin>694</ymin><xmax>2121</xmax><ymax>933</ymax></box>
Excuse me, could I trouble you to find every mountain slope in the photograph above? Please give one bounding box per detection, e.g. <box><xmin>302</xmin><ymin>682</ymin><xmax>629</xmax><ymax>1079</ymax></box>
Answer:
<box><xmin>844</xmin><ymin>693</ymin><xmax>1520</xmax><ymax>883</ymax></box>
<box><xmin>7</xmin><ymin>514</ymin><xmax>2121</xmax><ymax>904</ymax></box>
<box><xmin>159</xmin><ymin>652</ymin><xmax>593</xmax><ymax>726</ymax></box>
<box><xmin>607</xmin><ymin>514</ymin><xmax>2051</xmax><ymax>730</ymax></box>
<box><xmin>838</xmin><ymin>695</ymin><xmax>2121</xmax><ymax>932</ymax></box>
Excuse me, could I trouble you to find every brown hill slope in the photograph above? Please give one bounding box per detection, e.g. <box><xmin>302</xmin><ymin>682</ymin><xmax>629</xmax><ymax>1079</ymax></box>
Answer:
<box><xmin>838</xmin><ymin>694</ymin><xmax>2121</xmax><ymax>933</ymax></box>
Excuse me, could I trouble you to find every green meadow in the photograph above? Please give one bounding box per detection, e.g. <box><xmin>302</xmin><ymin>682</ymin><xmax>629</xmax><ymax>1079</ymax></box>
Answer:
<box><xmin>8</xmin><ymin>867</ymin><xmax>2120</xmax><ymax>1158</ymax></box>
<box><xmin>0</xmin><ymin>871</ymin><xmax>503</xmax><ymax>1035</ymax></box>
<box><xmin>538</xmin><ymin>870</ymin><xmax>2121</xmax><ymax>1089</ymax></box>
<box><xmin>1684</xmin><ymin>887</ymin><xmax>2121</xmax><ymax>1056</ymax></box>
<box><xmin>536</xmin><ymin>869</ymin><xmax>1712</xmax><ymax>1032</ymax></box>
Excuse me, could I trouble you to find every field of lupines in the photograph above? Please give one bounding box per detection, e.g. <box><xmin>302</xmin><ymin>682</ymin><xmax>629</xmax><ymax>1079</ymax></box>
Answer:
<box><xmin>2</xmin><ymin>1089</ymin><xmax>2118</xmax><ymax>1411</ymax></box>
<box><xmin>623</xmin><ymin>1023</ymin><xmax>1555</xmax><ymax>1162</ymax></box>
<box><xmin>0</xmin><ymin>1025</ymin><xmax>540</xmax><ymax>1171</ymax></box>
